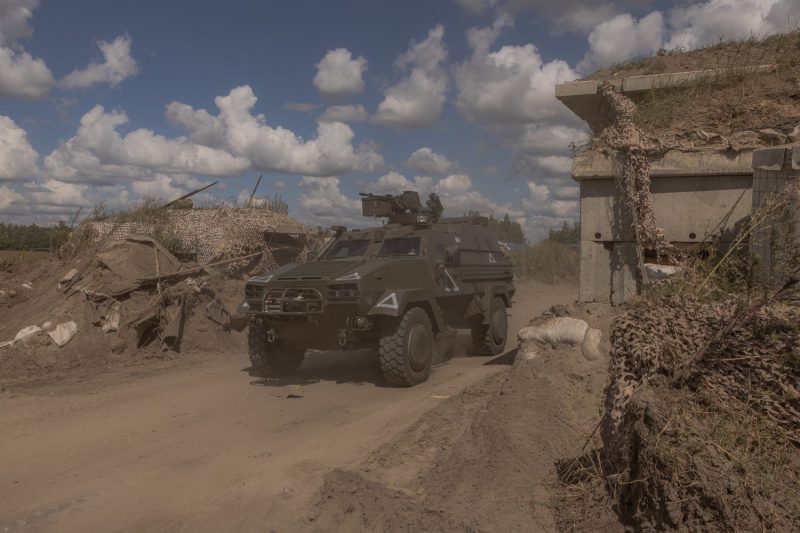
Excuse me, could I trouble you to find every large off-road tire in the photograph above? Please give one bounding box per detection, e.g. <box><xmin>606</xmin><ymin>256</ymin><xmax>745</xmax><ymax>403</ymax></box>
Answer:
<box><xmin>248</xmin><ymin>318</ymin><xmax>305</xmax><ymax>377</ymax></box>
<box><xmin>379</xmin><ymin>307</ymin><xmax>434</xmax><ymax>387</ymax></box>
<box><xmin>471</xmin><ymin>297</ymin><xmax>508</xmax><ymax>356</ymax></box>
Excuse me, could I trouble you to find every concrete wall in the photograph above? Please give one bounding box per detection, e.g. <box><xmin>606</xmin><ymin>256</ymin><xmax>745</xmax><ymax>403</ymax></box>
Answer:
<box><xmin>574</xmin><ymin>149</ymin><xmax>753</xmax><ymax>303</ymax></box>
<box><xmin>751</xmin><ymin>144</ymin><xmax>800</xmax><ymax>283</ymax></box>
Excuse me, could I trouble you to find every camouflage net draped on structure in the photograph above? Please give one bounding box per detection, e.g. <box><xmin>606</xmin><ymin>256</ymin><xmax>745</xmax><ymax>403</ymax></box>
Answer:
<box><xmin>599</xmin><ymin>297</ymin><xmax>800</xmax><ymax>530</ymax></box>
<box><xmin>604</xmin><ymin>297</ymin><xmax>800</xmax><ymax>445</ymax></box>
<box><xmin>595</xmin><ymin>81</ymin><xmax>679</xmax><ymax>291</ymax></box>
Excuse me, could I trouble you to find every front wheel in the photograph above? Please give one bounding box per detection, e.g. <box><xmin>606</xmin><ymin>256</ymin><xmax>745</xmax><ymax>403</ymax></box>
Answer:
<box><xmin>248</xmin><ymin>318</ymin><xmax>305</xmax><ymax>376</ymax></box>
<box><xmin>378</xmin><ymin>307</ymin><xmax>434</xmax><ymax>387</ymax></box>
<box><xmin>471</xmin><ymin>297</ymin><xmax>508</xmax><ymax>356</ymax></box>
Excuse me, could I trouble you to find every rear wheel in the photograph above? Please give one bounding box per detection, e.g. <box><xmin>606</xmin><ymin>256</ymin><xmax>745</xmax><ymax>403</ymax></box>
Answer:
<box><xmin>248</xmin><ymin>318</ymin><xmax>305</xmax><ymax>376</ymax></box>
<box><xmin>379</xmin><ymin>307</ymin><xmax>434</xmax><ymax>387</ymax></box>
<box><xmin>471</xmin><ymin>297</ymin><xmax>508</xmax><ymax>356</ymax></box>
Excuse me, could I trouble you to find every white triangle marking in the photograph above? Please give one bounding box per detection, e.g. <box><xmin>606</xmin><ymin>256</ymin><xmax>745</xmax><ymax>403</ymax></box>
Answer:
<box><xmin>376</xmin><ymin>292</ymin><xmax>399</xmax><ymax>309</ymax></box>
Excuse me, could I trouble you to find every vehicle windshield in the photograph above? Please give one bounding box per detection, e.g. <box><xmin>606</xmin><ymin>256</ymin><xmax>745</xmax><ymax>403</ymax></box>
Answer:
<box><xmin>378</xmin><ymin>237</ymin><xmax>421</xmax><ymax>257</ymax></box>
<box><xmin>324</xmin><ymin>239</ymin><xmax>371</xmax><ymax>259</ymax></box>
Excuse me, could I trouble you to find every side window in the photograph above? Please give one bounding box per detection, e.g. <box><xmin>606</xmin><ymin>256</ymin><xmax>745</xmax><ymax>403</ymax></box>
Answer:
<box><xmin>435</xmin><ymin>243</ymin><xmax>446</xmax><ymax>264</ymax></box>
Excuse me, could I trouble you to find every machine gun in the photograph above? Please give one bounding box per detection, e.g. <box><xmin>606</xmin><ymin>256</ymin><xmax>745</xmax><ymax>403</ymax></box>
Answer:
<box><xmin>360</xmin><ymin>191</ymin><xmax>443</xmax><ymax>225</ymax></box>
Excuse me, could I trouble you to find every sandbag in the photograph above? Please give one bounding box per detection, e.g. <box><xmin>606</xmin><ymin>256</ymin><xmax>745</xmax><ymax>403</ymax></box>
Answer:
<box><xmin>517</xmin><ymin>317</ymin><xmax>589</xmax><ymax>346</ymax></box>
<box><xmin>581</xmin><ymin>328</ymin><xmax>602</xmax><ymax>361</ymax></box>
<box><xmin>14</xmin><ymin>325</ymin><xmax>42</xmax><ymax>343</ymax></box>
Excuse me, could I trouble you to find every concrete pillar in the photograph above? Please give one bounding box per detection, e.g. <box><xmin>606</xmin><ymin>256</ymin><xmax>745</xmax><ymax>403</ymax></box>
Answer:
<box><xmin>751</xmin><ymin>145</ymin><xmax>800</xmax><ymax>284</ymax></box>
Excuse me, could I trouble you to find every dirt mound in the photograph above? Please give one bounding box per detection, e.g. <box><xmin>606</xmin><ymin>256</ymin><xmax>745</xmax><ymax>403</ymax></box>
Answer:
<box><xmin>586</xmin><ymin>30</ymin><xmax>800</xmax><ymax>152</ymax></box>
<box><xmin>586</xmin><ymin>31</ymin><xmax>799</xmax><ymax>81</ymax></box>
<box><xmin>303</xmin><ymin>303</ymin><xmax>619</xmax><ymax>532</ymax></box>
<box><xmin>0</xmin><ymin>237</ymin><xmax>254</xmax><ymax>387</ymax></box>
<box><xmin>598</xmin><ymin>297</ymin><xmax>800</xmax><ymax>531</ymax></box>
<box><xmin>309</xmin><ymin>469</ymin><xmax>472</xmax><ymax>532</ymax></box>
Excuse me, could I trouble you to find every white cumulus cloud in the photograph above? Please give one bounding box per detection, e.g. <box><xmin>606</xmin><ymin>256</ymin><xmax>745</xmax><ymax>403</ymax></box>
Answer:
<box><xmin>578</xmin><ymin>12</ymin><xmax>665</xmax><ymax>73</ymax></box>
<box><xmin>214</xmin><ymin>85</ymin><xmax>382</xmax><ymax>176</ymax></box>
<box><xmin>666</xmin><ymin>0</ymin><xmax>796</xmax><ymax>50</ymax></box>
<box><xmin>43</xmin><ymin>104</ymin><xmax>251</xmax><ymax>182</ymax></box>
<box><xmin>0</xmin><ymin>184</ymin><xmax>24</xmax><ymax>209</ymax></box>
<box><xmin>317</xmin><ymin>104</ymin><xmax>369</xmax><ymax>123</ymax></box>
<box><xmin>165</xmin><ymin>101</ymin><xmax>227</xmax><ymax>148</ymax></box>
<box><xmin>298</xmin><ymin>176</ymin><xmax>362</xmax><ymax>227</ymax></box>
<box><xmin>61</xmin><ymin>34</ymin><xmax>138</xmax><ymax>89</ymax></box>
<box><xmin>405</xmin><ymin>147</ymin><xmax>456</xmax><ymax>176</ymax></box>
<box><xmin>0</xmin><ymin>45</ymin><xmax>53</xmax><ymax>99</ymax></box>
<box><xmin>0</xmin><ymin>115</ymin><xmax>38</xmax><ymax>180</ymax></box>
<box><xmin>313</xmin><ymin>48</ymin><xmax>367</xmax><ymax>97</ymax></box>
<box><xmin>0</xmin><ymin>0</ymin><xmax>37</xmax><ymax>47</ymax></box>
<box><xmin>455</xmin><ymin>19</ymin><xmax>577</xmax><ymax>125</ymax></box>
<box><xmin>373</xmin><ymin>25</ymin><xmax>448</xmax><ymax>128</ymax></box>
<box><xmin>535</xmin><ymin>155</ymin><xmax>573</xmax><ymax>174</ymax></box>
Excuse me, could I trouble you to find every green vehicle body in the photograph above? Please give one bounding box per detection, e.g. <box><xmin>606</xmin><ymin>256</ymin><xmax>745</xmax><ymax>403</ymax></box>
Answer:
<box><xmin>244</xmin><ymin>191</ymin><xmax>515</xmax><ymax>386</ymax></box>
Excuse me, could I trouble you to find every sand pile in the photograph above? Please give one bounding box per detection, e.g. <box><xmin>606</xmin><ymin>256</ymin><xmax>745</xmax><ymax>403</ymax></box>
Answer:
<box><xmin>304</xmin><ymin>303</ymin><xmax>617</xmax><ymax>532</ymax></box>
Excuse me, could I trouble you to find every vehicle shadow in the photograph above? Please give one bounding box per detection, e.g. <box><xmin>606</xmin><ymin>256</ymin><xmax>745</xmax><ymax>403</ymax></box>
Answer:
<box><xmin>244</xmin><ymin>333</ymin><xmax>518</xmax><ymax>388</ymax></box>
<box><xmin>245</xmin><ymin>348</ymin><xmax>390</xmax><ymax>387</ymax></box>
<box><xmin>484</xmin><ymin>347</ymin><xmax>518</xmax><ymax>366</ymax></box>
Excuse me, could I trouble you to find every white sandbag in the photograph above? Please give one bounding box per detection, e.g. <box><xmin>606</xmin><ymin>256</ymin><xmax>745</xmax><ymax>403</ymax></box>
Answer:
<box><xmin>14</xmin><ymin>325</ymin><xmax>42</xmax><ymax>342</ymax></box>
<box><xmin>48</xmin><ymin>321</ymin><xmax>78</xmax><ymax>347</ymax></box>
<box><xmin>581</xmin><ymin>328</ymin><xmax>603</xmax><ymax>361</ymax></box>
<box><xmin>644</xmin><ymin>263</ymin><xmax>679</xmax><ymax>281</ymax></box>
<box><xmin>517</xmin><ymin>317</ymin><xmax>589</xmax><ymax>346</ymax></box>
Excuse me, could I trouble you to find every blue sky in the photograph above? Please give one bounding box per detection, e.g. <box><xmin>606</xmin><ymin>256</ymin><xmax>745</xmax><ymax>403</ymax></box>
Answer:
<box><xmin>0</xmin><ymin>0</ymin><xmax>796</xmax><ymax>240</ymax></box>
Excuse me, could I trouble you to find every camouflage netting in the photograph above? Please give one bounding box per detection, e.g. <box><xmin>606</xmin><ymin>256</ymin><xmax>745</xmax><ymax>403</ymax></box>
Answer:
<box><xmin>600</xmin><ymin>297</ymin><xmax>800</xmax><ymax>531</ymax></box>
<box><xmin>594</xmin><ymin>82</ymin><xmax>679</xmax><ymax>291</ymax></box>
<box><xmin>605</xmin><ymin>296</ymin><xmax>800</xmax><ymax>444</ymax></box>
<box><xmin>76</xmin><ymin>208</ymin><xmax>317</xmax><ymax>275</ymax></box>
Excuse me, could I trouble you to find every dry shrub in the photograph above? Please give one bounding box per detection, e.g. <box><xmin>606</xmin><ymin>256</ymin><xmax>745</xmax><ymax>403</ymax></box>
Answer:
<box><xmin>509</xmin><ymin>241</ymin><xmax>579</xmax><ymax>283</ymax></box>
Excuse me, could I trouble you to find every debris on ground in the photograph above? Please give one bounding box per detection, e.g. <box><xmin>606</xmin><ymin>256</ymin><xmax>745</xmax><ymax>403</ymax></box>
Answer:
<box><xmin>0</xmin><ymin>205</ymin><xmax>320</xmax><ymax>385</ymax></box>
<box><xmin>13</xmin><ymin>325</ymin><xmax>42</xmax><ymax>343</ymax></box>
<box><xmin>47</xmin><ymin>321</ymin><xmax>79</xmax><ymax>348</ymax></box>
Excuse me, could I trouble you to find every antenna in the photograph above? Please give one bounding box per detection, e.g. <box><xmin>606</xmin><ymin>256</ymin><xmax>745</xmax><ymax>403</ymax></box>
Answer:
<box><xmin>248</xmin><ymin>174</ymin><xmax>263</xmax><ymax>207</ymax></box>
<box><xmin>161</xmin><ymin>181</ymin><xmax>218</xmax><ymax>209</ymax></box>
<box><xmin>69</xmin><ymin>206</ymin><xmax>83</xmax><ymax>227</ymax></box>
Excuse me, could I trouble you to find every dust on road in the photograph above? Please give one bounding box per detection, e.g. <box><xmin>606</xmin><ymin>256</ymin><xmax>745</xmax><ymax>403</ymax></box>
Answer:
<box><xmin>0</xmin><ymin>280</ymin><xmax>576</xmax><ymax>532</ymax></box>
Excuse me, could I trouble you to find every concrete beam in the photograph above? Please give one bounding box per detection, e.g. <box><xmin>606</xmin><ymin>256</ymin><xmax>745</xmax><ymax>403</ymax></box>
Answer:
<box><xmin>555</xmin><ymin>65</ymin><xmax>775</xmax><ymax>123</ymax></box>
<box><xmin>572</xmin><ymin>148</ymin><xmax>753</xmax><ymax>181</ymax></box>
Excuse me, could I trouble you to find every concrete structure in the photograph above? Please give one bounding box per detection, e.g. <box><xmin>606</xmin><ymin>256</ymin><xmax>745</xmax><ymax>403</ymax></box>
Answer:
<box><xmin>573</xmin><ymin>150</ymin><xmax>753</xmax><ymax>303</ymax></box>
<box><xmin>556</xmin><ymin>70</ymin><xmax>764</xmax><ymax>303</ymax></box>
<box><xmin>751</xmin><ymin>145</ymin><xmax>800</xmax><ymax>284</ymax></box>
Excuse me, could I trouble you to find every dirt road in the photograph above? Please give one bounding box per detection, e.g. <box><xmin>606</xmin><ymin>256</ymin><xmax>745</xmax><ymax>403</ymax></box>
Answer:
<box><xmin>0</xmin><ymin>280</ymin><xmax>575</xmax><ymax>532</ymax></box>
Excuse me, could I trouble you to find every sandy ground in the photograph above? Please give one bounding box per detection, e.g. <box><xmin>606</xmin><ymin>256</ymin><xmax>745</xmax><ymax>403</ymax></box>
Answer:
<box><xmin>0</xmin><ymin>280</ymin><xmax>578</xmax><ymax>532</ymax></box>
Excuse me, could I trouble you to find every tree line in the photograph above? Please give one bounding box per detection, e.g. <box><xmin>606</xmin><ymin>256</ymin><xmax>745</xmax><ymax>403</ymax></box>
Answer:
<box><xmin>0</xmin><ymin>222</ymin><xmax>71</xmax><ymax>251</ymax></box>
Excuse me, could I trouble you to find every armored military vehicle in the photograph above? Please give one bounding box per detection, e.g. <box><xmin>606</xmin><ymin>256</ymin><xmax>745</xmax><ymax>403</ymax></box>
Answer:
<box><xmin>244</xmin><ymin>191</ymin><xmax>515</xmax><ymax>386</ymax></box>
